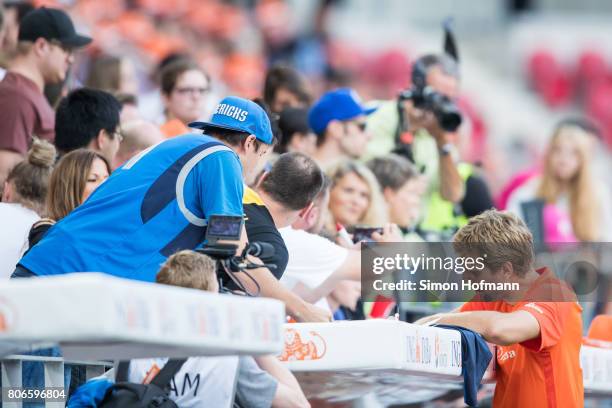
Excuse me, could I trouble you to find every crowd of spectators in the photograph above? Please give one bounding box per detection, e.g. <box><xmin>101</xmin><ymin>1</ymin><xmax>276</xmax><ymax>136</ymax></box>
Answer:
<box><xmin>0</xmin><ymin>1</ymin><xmax>610</xmax><ymax>407</ymax></box>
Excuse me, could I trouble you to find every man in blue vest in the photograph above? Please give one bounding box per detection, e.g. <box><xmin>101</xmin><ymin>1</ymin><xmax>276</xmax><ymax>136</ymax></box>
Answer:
<box><xmin>15</xmin><ymin>96</ymin><xmax>273</xmax><ymax>282</ymax></box>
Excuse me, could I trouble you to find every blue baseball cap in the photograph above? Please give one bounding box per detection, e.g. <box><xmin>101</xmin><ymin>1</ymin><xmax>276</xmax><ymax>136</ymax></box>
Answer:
<box><xmin>189</xmin><ymin>96</ymin><xmax>274</xmax><ymax>144</ymax></box>
<box><xmin>308</xmin><ymin>88</ymin><xmax>377</xmax><ymax>135</ymax></box>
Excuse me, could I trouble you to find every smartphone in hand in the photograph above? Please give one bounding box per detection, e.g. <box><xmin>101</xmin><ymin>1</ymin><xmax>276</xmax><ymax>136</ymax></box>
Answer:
<box><xmin>351</xmin><ymin>226</ymin><xmax>384</xmax><ymax>243</ymax></box>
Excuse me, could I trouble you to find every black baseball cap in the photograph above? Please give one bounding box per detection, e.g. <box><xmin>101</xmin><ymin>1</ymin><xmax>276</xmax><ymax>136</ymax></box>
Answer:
<box><xmin>18</xmin><ymin>7</ymin><xmax>92</xmax><ymax>48</ymax></box>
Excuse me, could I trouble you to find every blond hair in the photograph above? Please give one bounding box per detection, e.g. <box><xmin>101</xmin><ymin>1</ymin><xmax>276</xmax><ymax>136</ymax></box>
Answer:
<box><xmin>453</xmin><ymin>210</ymin><xmax>534</xmax><ymax>276</ymax></box>
<box><xmin>537</xmin><ymin>125</ymin><xmax>599</xmax><ymax>241</ymax></box>
<box><xmin>156</xmin><ymin>250</ymin><xmax>218</xmax><ymax>292</ymax></box>
<box><xmin>6</xmin><ymin>138</ymin><xmax>55</xmax><ymax>214</ymax></box>
<box><xmin>326</xmin><ymin>160</ymin><xmax>388</xmax><ymax>227</ymax></box>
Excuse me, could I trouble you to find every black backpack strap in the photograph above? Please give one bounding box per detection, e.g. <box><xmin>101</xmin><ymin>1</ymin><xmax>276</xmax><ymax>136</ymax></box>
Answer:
<box><xmin>116</xmin><ymin>361</ymin><xmax>130</xmax><ymax>383</ymax></box>
<box><xmin>150</xmin><ymin>359</ymin><xmax>187</xmax><ymax>388</ymax></box>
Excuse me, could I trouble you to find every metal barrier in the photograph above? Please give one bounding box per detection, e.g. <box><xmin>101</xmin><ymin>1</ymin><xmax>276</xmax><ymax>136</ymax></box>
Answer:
<box><xmin>1</xmin><ymin>355</ymin><xmax>112</xmax><ymax>408</ymax></box>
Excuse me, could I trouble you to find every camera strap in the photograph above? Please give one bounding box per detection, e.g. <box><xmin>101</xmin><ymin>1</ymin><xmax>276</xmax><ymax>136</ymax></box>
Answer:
<box><xmin>221</xmin><ymin>258</ymin><xmax>260</xmax><ymax>297</ymax></box>
<box><xmin>394</xmin><ymin>98</ymin><xmax>415</xmax><ymax>163</ymax></box>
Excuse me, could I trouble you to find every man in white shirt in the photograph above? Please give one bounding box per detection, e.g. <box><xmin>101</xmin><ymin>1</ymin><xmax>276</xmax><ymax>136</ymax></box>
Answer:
<box><xmin>280</xmin><ymin>176</ymin><xmax>401</xmax><ymax>308</ymax></box>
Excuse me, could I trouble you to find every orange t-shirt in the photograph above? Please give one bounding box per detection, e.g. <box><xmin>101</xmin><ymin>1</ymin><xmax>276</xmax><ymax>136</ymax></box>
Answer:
<box><xmin>460</xmin><ymin>267</ymin><xmax>583</xmax><ymax>408</ymax></box>
<box><xmin>160</xmin><ymin>119</ymin><xmax>189</xmax><ymax>139</ymax></box>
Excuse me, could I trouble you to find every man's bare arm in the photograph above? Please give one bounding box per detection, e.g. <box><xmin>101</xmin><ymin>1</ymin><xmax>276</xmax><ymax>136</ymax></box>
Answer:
<box><xmin>254</xmin><ymin>355</ymin><xmax>310</xmax><ymax>408</ymax></box>
<box><xmin>437</xmin><ymin>146</ymin><xmax>464</xmax><ymax>203</ymax></box>
<box><xmin>295</xmin><ymin>250</ymin><xmax>361</xmax><ymax>304</ymax></box>
<box><xmin>415</xmin><ymin>310</ymin><xmax>540</xmax><ymax>346</ymax></box>
<box><xmin>430</xmin><ymin>127</ymin><xmax>464</xmax><ymax>203</ymax></box>
<box><xmin>404</xmin><ymin>103</ymin><xmax>464</xmax><ymax>203</ymax></box>
<box><xmin>233</xmin><ymin>259</ymin><xmax>331</xmax><ymax>322</ymax></box>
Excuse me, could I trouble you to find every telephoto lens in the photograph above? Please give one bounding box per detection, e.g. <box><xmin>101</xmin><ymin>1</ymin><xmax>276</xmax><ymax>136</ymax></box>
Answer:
<box><xmin>398</xmin><ymin>86</ymin><xmax>463</xmax><ymax>132</ymax></box>
<box><xmin>421</xmin><ymin>87</ymin><xmax>462</xmax><ymax>132</ymax></box>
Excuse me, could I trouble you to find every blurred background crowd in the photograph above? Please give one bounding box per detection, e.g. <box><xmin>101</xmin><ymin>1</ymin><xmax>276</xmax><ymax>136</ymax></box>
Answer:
<box><xmin>0</xmin><ymin>0</ymin><xmax>610</xmax><ymax>194</ymax></box>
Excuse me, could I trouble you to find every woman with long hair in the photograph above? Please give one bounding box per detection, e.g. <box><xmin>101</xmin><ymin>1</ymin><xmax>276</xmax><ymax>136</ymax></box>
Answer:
<box><xmin>28</xmin><ymin>149</ymin><xmax>111</xmax><ymax>248</ymax></box>
<box><xmin>325</xmin><ymin>160</ymin><xmax>388</xmax><ymax>231</ymax></box>
<box><xmin>507</xmin><ymin>124</ymin><xmax>612</xmax><ymax>242</ymax></box>
<box><xmin>324</xmin><ymin>160</ymin><xmax>401</xmax><ymax>321</ymax></box>
<box><xmin>367</xmin><ymin>154</ymin><xmax>426</xmax><ymax>241</ymax></box>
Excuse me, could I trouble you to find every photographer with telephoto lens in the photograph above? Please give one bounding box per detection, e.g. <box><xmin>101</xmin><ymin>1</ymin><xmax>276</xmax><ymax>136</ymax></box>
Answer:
<box><xmin>368</xmin><ymin>50</ymin><xmax>494</xmax><ymax>240</ymax></box>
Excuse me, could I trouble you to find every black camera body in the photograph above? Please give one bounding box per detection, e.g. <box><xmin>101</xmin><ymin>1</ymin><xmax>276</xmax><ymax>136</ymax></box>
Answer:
<box><xmin>399</xmin><ymin>86</ymin><xmax>462</xmax><ymax>133</ymax></box>
<box><xmin>196</xmin><ymin>215</ymin><xmax>275</xmax><ymax>296</ymax></box>
<box><xmin>399</xmin><ymin>53</ymin><xmax>463</xmax><ymax>134</ymax></box>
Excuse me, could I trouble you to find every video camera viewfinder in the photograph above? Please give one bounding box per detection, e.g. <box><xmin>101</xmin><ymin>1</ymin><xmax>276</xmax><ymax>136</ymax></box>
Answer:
<box><xmin>205</xmin><ymin>215</ymin><xmax>244</xmax><ymax>244</ymax></box>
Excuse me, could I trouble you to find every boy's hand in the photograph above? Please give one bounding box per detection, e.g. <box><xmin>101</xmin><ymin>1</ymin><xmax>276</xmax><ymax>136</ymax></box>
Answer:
<box><xmin>413</xmin><ymin>313</ymin><xmax>445</xmax><ymax>326</ymax></box>
<box><xmin>294</xmin><ymin>302</ymin><xmax>332</xmax><ymax>323</ymax></box>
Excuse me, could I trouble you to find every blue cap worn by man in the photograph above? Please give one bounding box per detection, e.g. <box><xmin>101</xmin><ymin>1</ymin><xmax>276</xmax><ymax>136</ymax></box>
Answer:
<box><xmin>190</xmin><ymin>96</ymin><xmax>274</xmax><ymax>145</ymax></box>
<box><xmin>15</xmin><ymin>96</ymin><xmax>274</xmax><ymax>282</ymax></box>
<box><xmin>309</xmin><ymin>88</ymin><xmax>376</xmax><ymax>167</ymax></box>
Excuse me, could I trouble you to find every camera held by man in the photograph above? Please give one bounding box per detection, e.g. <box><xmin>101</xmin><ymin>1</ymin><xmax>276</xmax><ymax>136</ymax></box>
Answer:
<box><xmin>398</xmin><ymin>81</ymin><xmax>462</xmax><ymax>134</ymax></box>
<box><xmin>197</xmin><ymin>214</ymin><xmax>277</xmax><ymax>296</ymax></box>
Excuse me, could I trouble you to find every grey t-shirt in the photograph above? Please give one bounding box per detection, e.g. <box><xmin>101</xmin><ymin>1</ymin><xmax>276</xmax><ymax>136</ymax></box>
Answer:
<box><xmin>233</xmin><ymin>356</ymin><xmax>278</xmax><ymax>408</ymax></box>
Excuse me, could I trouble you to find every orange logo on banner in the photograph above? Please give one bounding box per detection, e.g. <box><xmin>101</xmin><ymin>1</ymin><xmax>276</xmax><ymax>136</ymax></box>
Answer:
<box><xmin>279</xmin><ymin>329</ymin><xmax>327</xmax><ymax>361</ymax></box>
<box><xmin>0</xmin><ymin>297</ymin><xmax>16</xmax><ymax>332</ymax></box>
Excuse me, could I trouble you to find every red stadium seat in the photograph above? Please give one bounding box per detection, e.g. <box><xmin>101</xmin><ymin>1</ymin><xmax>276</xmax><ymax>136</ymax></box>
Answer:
<box><xmin>577</xmin><ymin>51</ymin><xmax>607</xmax><ymax>85</ymax></box>
<box><xmin>527</xmin><ymin>50</ymin><xmax>573</xmax><ymax>107</ymax></box>
<box><xmin>528</xmin><ymin>50</ymin><xmax>558</xmax><ymax>84</ymax></box>
<box><xmin>540</xmin><ymin>70</ymin><xmax>573</xmax><ymax>108</ymax></box>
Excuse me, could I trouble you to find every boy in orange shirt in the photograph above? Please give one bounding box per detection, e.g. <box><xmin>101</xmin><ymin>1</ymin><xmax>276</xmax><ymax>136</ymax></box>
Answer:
<box><xmin>417</xmin><ymin>210</ymin><xmax>583</xmax><ymax>408</ymax></box>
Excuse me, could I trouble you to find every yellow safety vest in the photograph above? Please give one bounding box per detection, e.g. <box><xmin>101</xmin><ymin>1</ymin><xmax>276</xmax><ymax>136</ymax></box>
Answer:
<box><xmin>419</xmin><ymin>162</ymin><xmax>473</xmax><ymax>234</ymax></box>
